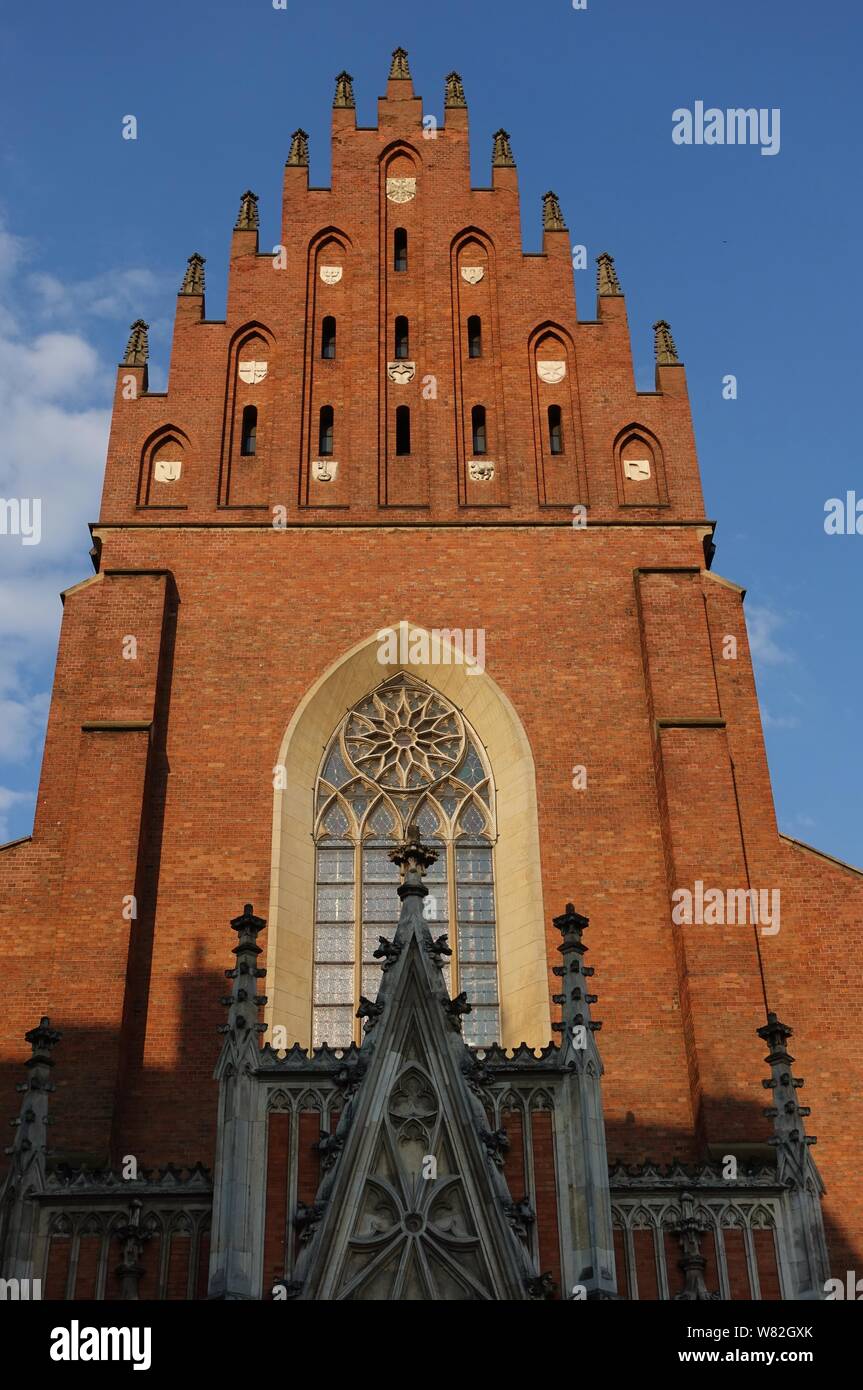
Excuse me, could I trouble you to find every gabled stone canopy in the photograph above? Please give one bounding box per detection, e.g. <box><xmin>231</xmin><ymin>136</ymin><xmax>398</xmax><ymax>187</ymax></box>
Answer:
<box><xmin>289</xmin><ymin>833</ymin><xmax>542</xmax><ymax>1301</ymax></box>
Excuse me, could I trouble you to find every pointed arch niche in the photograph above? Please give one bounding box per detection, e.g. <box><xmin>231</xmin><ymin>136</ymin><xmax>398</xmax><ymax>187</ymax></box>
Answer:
<box><xmin>267</xmin><ymin>625</ymin><xmax>550</xmax><ymax>1050</ymax></box>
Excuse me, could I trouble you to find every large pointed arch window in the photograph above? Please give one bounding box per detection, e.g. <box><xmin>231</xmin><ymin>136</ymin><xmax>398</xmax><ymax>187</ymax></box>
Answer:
<box><xmin>312</xmin><ymin>673</ymin><xmax>499</xmax><ymax>1049</ymax></box>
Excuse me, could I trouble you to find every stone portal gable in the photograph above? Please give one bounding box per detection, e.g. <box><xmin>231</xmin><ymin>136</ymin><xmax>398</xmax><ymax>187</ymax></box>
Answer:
<box><xmin>289</xmin><ymin>832</ymin><xmax>542</xmax><ymax>1301</ymax></box>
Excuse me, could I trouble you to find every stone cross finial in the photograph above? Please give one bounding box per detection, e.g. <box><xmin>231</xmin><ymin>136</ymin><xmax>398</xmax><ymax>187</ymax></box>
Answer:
<box><xmin>123</xmin><ymin>319</ymin><xmax>149</xmax><ymax>366</ymax></box>
<box><xmin>389</xmin><ymin>47</ymin><xmax>411</xmax><ymax>79</ymax></box>
<box><xmin>542</xmin><ymin>191</ymin><xmax>567</xmax><ymax>231</ymax></box>
<box><xmin>492</xmin><ymin>129</ymin><xmax>515</xmax><ymax>167</ymax></box>
<box><xmin>445</xmin><ymin>71</ymin><xmax>466</xmax><ymax>107</ymax></box>
<box><xmin>597</xmin><ymin>252</ymin><xmax>622</xmax><ymax>296</ymax></box>
<box><xmin>179</xmin><ymin>253</ymin><xmax>205</xmax><ymax>296</ymax></box>
<box><xmin>653</xmin><ymin>319</ymin><xmax>680</xmax><ymax>365</ymax></box>
<box><xmin>287</xmin><ymin>128</ymin><xmax>310</xmax><ymax>167</ymax></box>
<box><xmin>551</xmin><ymin>902</ymin><xmax>601</xmax><ymax>1041</ymax></box>
<box><xmin>334</xmin><ymin>71</ymin><xmax>355</xmax><ymax>108</ymax></box>
<box><xmin>235</xmin><ymin>190</ymin><xmax>259</xmax><ymax>231</ymax></box>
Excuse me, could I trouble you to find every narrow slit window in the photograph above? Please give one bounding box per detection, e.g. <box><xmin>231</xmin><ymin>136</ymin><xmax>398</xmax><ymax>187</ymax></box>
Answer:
<box><xmin>548</xmin><ymin>404</ymin><xmax>563</xmax><ymax>454</ymax></box>
<box><xmin>240</xmin><ymin>405</ymin><xmax>257</xmax><ymax>457</ymax></box>
<box><xmin>319</xmin><ymin>405</ymin><xmax>334</xmax><ymax>456</ymax></box>
<box><xmin>321</xmin><ymin>316</ymin><xmax>336</xmax><ymax>359</ymax></box>
<box><xmin>471</xmin><ymin>405</ymin><xmax>487</xmax><ymax>456</ymax></box>
<box><xmin>394</xmin><ymin>316</ymin><xmax>410</xmax><ymax>359</ymax></box>
<box><xmin>395</xmin><ymin>405</ymin><xmax>411</xmax><ymax>456</ymax></box>
<box><xmin>468</xmin><ymin>316</ymin><xmax>482</xmax><ymax>358</ymax></box>
<box><xmin>394</xmin><ymin>228</ymin><xmax>408</xmax><ymax>272</ymax></box>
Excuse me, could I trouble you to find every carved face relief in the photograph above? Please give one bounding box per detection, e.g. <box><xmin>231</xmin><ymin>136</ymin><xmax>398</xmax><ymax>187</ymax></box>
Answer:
<box><xmin>320</xmin><ymin>266</ymin><xmax>343</xmax><ymax>285</ymax></box>
<box><xmin>460</xmin><ymin>266</ymin><xmax>485</xmax><ymax>285</ymax></box>
<box><xmin>536</xmin><ymin>360</ymin><xmax>566</xmax><ymax>385</ymax></box>
<box><xmin>387</xmin><ymin>361</ymin><xmax>416</xmax><ymax>385</ymax></box>
<box><xmin>623</xmin><ymin>458</ymin><xmax>651</xmax><ymax>481</ymax></box>
<box><xmin>312</xmin><ymin>460</ymin><xmax>338</xmax><ymax>483</ymax></box>
<box><xmin>468</xmin><ymin>461</ymin><xmax>495</xmax><ymax>482</ymax></box>
<box><xmin>238</xmin><ymin>360</ymin><xmax>268</xmax><ymax>385</ymax></box>
<box><xmin>153</xmin><ymin>460</ymin><xmax>182</xmax><ymax>483</ymax></box>
<box><xmin>386</xmin><ymin>177</ymin><xmax>417</xmax><ymax>203</ymax></box>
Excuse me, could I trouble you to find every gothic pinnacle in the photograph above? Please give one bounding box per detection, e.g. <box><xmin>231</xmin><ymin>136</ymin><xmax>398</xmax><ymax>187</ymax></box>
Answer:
<box><xmin>287</xmin><ymin>128</ymin><xmax>310</xmax><ymax>167</ymax></box>
<box><xmin>389</xmin><ymin>47</ymin><xmax>411</xmax><ymax>80</ymax></box>
<box><xmin>445</xmin><ymin>71</ymin><xmax>466</xmax><ymax>107</ymax></box>
<box><xmin>492</xmin><ymin>129</ymin><xmax>515</xmax><ymax>167</ymax></box>
<box><xmin>542</xmin><ymin>191</ymin><xmax>567</xmax><ymax>231</ymax></box>
<box><xmin>654</xmin><ymin>319</ymin><xmax>681</xmax><ymax>365</ymax></box>
<box><xmin>179</xmin><ymin>253</ymin><xmax>205</xmax><ymax>296</ymax></box>
<box><xmin>597</xmin><ymin>252</ymin><xmax>622</xmax><ymax>296</ymax></box>
<box><xmin>334</xmin><ymin>71</ymin><xmax>355</xmax><ymax>108</ymax></box>
<box><xmin>235</xmin><ymin>190</ymin><xmax>259</xmax><ymax>231</ymax></box>
<box><xmin>123</xmin><ymin>319</ymin><xmax>149</xmax><ymax>366</ymax></box>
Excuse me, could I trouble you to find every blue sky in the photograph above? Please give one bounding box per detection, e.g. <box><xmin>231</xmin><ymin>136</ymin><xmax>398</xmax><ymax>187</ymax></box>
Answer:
<box><xmin>0</xmin><ymin>0</ymin><xmax>860</xmax><ymax>862</ymax></box>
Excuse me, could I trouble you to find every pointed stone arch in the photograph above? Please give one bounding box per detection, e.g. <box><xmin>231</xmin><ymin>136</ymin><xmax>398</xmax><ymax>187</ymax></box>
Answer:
<box><xmin>267</xmin><ymin>622</ymin><xmax>550</xmax><ymax>1049</ymax></box>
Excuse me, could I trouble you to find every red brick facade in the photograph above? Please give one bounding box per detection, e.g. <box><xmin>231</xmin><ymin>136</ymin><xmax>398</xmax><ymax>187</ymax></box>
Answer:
<box><xmin>1</xmin><ymin>55</ymin><xmax>861</xmax><ymax>1290</ymax></box>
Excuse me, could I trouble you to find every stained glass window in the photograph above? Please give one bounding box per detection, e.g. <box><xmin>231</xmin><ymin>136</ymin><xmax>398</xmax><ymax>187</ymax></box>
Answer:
<box><xmin>311</xmin><ymin>674</ymin><xmax>500</xmax><ymax>1046</ymax></box>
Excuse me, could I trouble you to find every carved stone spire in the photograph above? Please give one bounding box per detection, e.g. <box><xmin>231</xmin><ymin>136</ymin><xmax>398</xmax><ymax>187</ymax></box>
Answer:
<box><xmin>755</xmin><ymin>1011</ymin><xmax>830</xmax><ymax>1297</ymax></box>
<box><xmin>123</xmin><ymin>319</ymin><xmax>149</xmax><ymax>366</ymax></box>
<box><xmin>758</xmin><ymin>1012</ymin><xmax>815</xmax><ymax>1172</ymax></box>
<box><xmin>653</xmin><ymin>319</ymin><xmax>680</xmax><ymax>365</ymax></box>
<box><xmin>334</xmin><ymin>71</ymin><xmax>355</xmax><ymax>108</ymax></box>
<box><xmin>492</xmin><ymin>129</ymin><xmax>515</xmax><ymax>167</ymax></box>
<box><xmin>218</xmin><ymin>903</ymin><xmax>268</xmax><ymax>1054</ymax></box>
<box><xmin>445</xmin><ymin>71</ymin><xmax>466</xmax><ymax>107</ymax></box>
<box><xmin>389</xmin><ymin>47</ymin><xmax>411</xmax><ymax>79</ymax></box>
<box><xmin>597</xmin><ymin>252</ymin><xmax>622</xmax><ymax>296</ymax></box>
<box><xmin>4</xmin><ymin>1015</ymin><xmax>61</xmax><ymax>1185</ymax></box>
<box><xmin>0</xmin><ymin>1015</ymin><xmax>62</xmax><ymax>1280</ymax></box>
<box><xmin>551</xmin><ymin>903</ymin><xmax>601</xmax><ymax>1053</ymax></box>
<box><xmin>179</xmin><ymin>252</ymin><xmax>205</xmax><ymax>296</ymax></box>
<box><xmin>542</xmin><ymin>190</ymin><xmax>567</xmax><ymax>231</ymax></box>
<box><xmin>235</xmin><ymin>190</ymin><xmax>259</xmax><ymax>231</ymax></box>
<box><xmin>672</xmin><ymin>1192</ymin><xmax>721</xmax><ymax>1300</ymax></box>
<box><xmin>287</xmin><ymin>128</ymin><xmax>310</xmax><ymax>167</ymax></box>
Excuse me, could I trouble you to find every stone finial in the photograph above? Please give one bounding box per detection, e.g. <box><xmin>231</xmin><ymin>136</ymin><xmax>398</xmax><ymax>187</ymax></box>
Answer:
<box><xmin>4</xmin><ymin>1016</ymin><xmax>61</xmax><ymax>1179</ymax></box>
<box><xmin>123</xmin><ymin>319</ymin><xmax>149</xmax><ymax>367</ymax></box>
<box><xmin>179</xmin><ymin>253</ymin><xmax>205</xmax><ymax>296</ymax></box>
<box><xmin>492</xmin><ymin>129</ymin><xmax>515</xmax><ymax>167</ymax></box>
<box><xmin>217</xmin><ymin>904</ymin><xmax>268</xmax><ymax>1047</ymax></box>
<box><xmin>597</xmin><ymin>252</ymin><xmax>622</xmax><ymax>296</ymax></box>
<box><xmin>551</xmin><ymin>903</ymin><xmax>601</xmax><ymax>1041</ymax></box>
<box><xmin>114</xmin><ymin>1200</ymin><xmax>152</xmax><ymax>1301</ymax></box>
<box><xmin>389</xmin><ymin>825</ymin><xmax>438</xmax><ymax>894</ymax></box>
<box><xmin>445</xmin><ymin>71</ymin><xmax>466</xmax><ymax>107</ymax></box>
<box><xmin>672</xmin><ymin>1192</ymin><xmax>721</xmax><ymax>1301</ymax></box>
<box><xmin>542</xmin><ymin>191</ymin><xmax>567</xmax><ymax>231</ymax></box>
<box><xmin>389</xmin><ymin>47</ymin><xmax>411</xmax><ymax>79</ymax></box>
<box><xmin>287</xmin><ymin>128</ymin><xmax>310</xmax><ymax>167</ymax></box>
<box><xmin>654</xmin><ymin>319</ymin><xmax>680</xmax><ymax>365</ymax></box>
<box><xmin>235</xmin><ymin>190</ymin><xmax>259</xmax><ymax>231</ymax></box>
<box><xmin>757</xmin><ymin>1012</ymin><xmax>815</xmax><ymax>1163</ymax></box>
<box><xmin>334</xmin><ymin>71</ymin><xmax>355</xmax><ymax>108</ymax></box>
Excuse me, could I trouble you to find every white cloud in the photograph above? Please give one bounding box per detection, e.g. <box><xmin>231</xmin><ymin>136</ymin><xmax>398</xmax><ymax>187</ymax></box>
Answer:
<box><xmin>746</xmin><ymin>603</ymin><xmax>795</xmax><ymax>666</ymax></box>
<box><xmin>0</xmin><ymin>787</ymin><xmax>34</xmax><ymax>842</ymax></box>
<box><xmin>0</xmin><ymin>209</ymin><xmax>166</xmax><ymax>842</ymax></box>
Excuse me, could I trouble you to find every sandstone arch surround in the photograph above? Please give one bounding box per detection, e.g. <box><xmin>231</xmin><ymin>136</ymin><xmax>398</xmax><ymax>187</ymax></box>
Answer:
<box><xmin>267</xmin><ymin>624</ymin><xmax>551</xmax><ymax>1050</ymax></box>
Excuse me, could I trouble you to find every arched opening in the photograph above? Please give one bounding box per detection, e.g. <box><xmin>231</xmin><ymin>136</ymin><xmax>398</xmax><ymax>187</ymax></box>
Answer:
<box><xmin>312</xmin><ymin>674</ymin><xmax>500</xmax><ymax>1047</ymax></box>
<box><xmin>467</xmin><ymin>315</ymin><xmax>482</xmax><ymax>358</ymax></box>
<box><xmin>394</xmin><ymin>316</ymin><xmax>410</xmax><ymax>359</ymax></box>
<box><xmin>321</xmin><ymin>316</ymin><xmax>336</xmax><ymax>359</ymax></box>
<box><xmin>394</xmin><ymin>227</ymin><xmax>408</xmax><ymax>272</ymax></box>
<box><xmin>267</xmin><ymin>624</ymin><xmax>551</xmax><ymax>1049</ymax></box>
<box><xmin>240</xmin><ymin>405</ymin><xmax>257</xmax><ymax>457</ymax></box>
<box><xmin>319</xmin><ymin>405</ymin><xmax>334</xmax><ymax>456</ymax></box>
<box><xmin>395</xmin><ymin>404</ymin><xmax>411</xmax><ymax>456</ymax></box>
<box><xmin>472</xmin><ymin>404</ymin><xmax>487</xmax><ymax>455</ymax></box>
<box><xmin>548</xmin><ymin>404</ymin><xmax>563</xmax><ymax>454</ymax></box>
